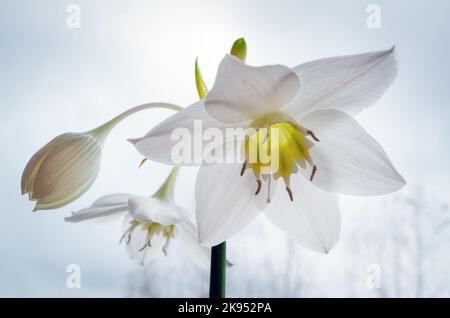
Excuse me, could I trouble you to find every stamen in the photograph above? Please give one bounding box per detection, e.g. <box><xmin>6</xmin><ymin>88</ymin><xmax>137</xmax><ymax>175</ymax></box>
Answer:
<box><xmin>286</xmin><ymin>186</ymin><xmax>294</xmax><ymax>202</ymax></box>
<box><xmin>310</xmin><ymin>165</ymin><xmax>317</xmax><ymax>182</ymax></box>
<box><xmin>306</xmin><ymin>130</ymin><xmax>320</xmax><ymax>142</ymax></box>
<box><xmin>139</xmin><ymin>158</ymin><xmax>147</xmax><ymax>168</ymax></box>
<box><xmin>162</xmin><ymin>225</ymin><xmax>174</xmax><ymax>256</ymax></box>
<box><xmin>139</xmin><ymin>230</ymin><xmax>154</xmax><ymax>251</ymax></box>
<box><xmin>119</xmin><ymin>221</ymin><xmax>138</xmax><ymax>245</ymax></box>
<box><xmin>255</xmin><ymin>179</ymin><xmax>262</xmax><ymax>195</ymax></box>
<box><xmin>119</xmin><ymin>230</ymin><xmax>129</xmax><ymax>245</ymax></box>
<box><xmin>240</xmin><ymin>161</ymin><xmax>247</xmax><ymax>176</ymax></box>
<box><xmin>139</xmin><ymin>242</ymin><xmax>149</xmax><ymax>252</ymax></box>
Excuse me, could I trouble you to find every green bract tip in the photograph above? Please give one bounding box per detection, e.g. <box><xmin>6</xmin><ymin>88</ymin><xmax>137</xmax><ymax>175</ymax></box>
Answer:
<box><xmin>230</xmin><ymin>38</ymin><xmax>247</xmax><ymax>62</ymax></box>
<box><xmin>195</xmin><ymin>57</ymin><xmax>208</xmax><ymax>99</ymax></box>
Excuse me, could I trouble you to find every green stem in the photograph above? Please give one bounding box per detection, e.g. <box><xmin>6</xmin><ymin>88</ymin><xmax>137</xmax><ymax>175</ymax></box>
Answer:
<box><xmin>209</xmin><ymin>241</ymin><xmax>226</xmax><ymax>298</ymax></box>
<box><xmin>88</xmin><ymin>102</ymin><xmax>182</xmax><ymax>143</ymax></box>
<box><xmin>206</xmin><ymin>38</ymin><xmax>245</xmax><ymax>298</ymax></box>
<box><xmin>152</xmin><ymin>167</ymin><xmax>180</xmax><ymax>201</ymax></box>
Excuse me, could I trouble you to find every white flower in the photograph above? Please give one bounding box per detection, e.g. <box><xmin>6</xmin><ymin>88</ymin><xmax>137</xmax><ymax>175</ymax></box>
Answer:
<box><xmin>130</xmin><ymin>48</ymin><xmax>405</xmax><ymax>253</ymax></box>
<box><xmin>21</xmin><ymin>103</ymin><xmax>180</xmax><ymax>211</ymax></box>
<box><xmin>65</xmin><ymin>168</ymin><xmax>211</xmax><ymax>267</ymax></box>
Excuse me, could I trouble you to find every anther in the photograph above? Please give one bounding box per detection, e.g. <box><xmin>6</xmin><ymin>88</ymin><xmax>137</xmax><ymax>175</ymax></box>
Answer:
<box><xmin>310</xmin><ymin>165</ymin><xmax>317</xmax><ymax>182</ymax></box>
<box><xmin>139</xmin><ymin>244</ymin><xmax>147</xmax><ymax>252</ymax></box>
<box><xmin>162</xmin><ymin>238</ymin><xmax>171</xmax><ymax>256</ymax></box>
<box><xmin>306</xmin><ymin>130</ymin><xmax>320</xmax><ymax>142</ymax></box>
<box><xmin>139</xmin><ymin>158</ymin><xmax>147</xmax><ymax>168</ymax></box>
<box><xmin>120</xmin><ymin>222</ymin><xmax>137</xmax><ymax>245</ymax></box>
<box><xmin>139</xmin><ymin>240</ymin><xmax>152</xmax><ymax>252</ymax></box>
<box><xmin>240</xmin><ymin>161</ymin><xmax>247</xmax><ymax>176</ymax></box>
<box><xmin>255</xmin><ymin>180</ymin><xmax>262</xmax><ymax>195</ymax></box>
<box><xmin>119</xmin><ymin>232</ymin><xmax>127</xmax><ymax>244</ymax></box>
<box><xmin>286</xmin><ymin>186</ymin><xmax>294</xmax><ymax>202</ymax></box>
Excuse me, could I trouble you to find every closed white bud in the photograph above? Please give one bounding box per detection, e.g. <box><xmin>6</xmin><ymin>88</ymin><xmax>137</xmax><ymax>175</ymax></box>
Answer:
<box><xmin>21</xmin><ymin>131</ymin><xmax>104</xmax><ymax>211</ymax></box>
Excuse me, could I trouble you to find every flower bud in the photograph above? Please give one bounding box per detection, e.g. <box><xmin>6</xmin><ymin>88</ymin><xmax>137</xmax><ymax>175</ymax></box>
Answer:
<box><xmin>230</xmin><ymin>38</ymin><xmax>247</xmax><ymax>62</ymax></box>
<box><xmin>21</xmin><ymin>132</ymin><xmax>103</xmax><ymax>211</ymax></box>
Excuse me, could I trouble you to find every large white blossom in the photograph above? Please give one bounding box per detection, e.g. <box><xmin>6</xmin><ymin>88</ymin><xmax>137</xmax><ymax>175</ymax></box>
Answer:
<box><xmin>130</xmin><ymin>48</ymin><xmax>405</xmax><ymax>253</ymax></box>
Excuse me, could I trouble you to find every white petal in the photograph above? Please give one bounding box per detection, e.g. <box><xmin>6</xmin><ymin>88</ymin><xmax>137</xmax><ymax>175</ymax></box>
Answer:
<box><xmin>205</xmin><ymin>55</ymin><xmax>300</xmax><ymax>124</ymax></box>
<box><xmin>285</xmin><ymin>48</ymin><xmax>397</xmax><ymax>117</ymax></box>
<box><xmin>301</xmin><ymin>109</ymin><xmax>406</xmax><ymax>195</ymax></box>
<box><xmin>128</xmin><ymin>196</ymin><xmax>191</xmax><ymax>225</ymax></box>
<box><xmin>123</xmin><ymin>215</ymin><xmax>165</xmax><ymax>265</ymax></box>
<box><xmin>195</xmin><ymin>163</ymin><xmax>264</xmax><ymax>246</ymax></box>
<box><xmin>65</xmin><ymin>193</ymin><xmax>132</xmax><ymax>223</ymax></box>
<box><xmin>92</xmin><ymin>193</ymin><xmax>133</xmax><ymax>206</ymax></box>
<box><xmin>129</xmin><ymin>101</ymin><xmax>241</xmax><ymax>166</ymax></box>
<box><xmin>265</xmin><ymin>174</ymin><xmax>340</xmax><ymax>253</ymax></box>
<box><xmin>175</xmin><ymin>220</ymin><xmax>211</xmax><ymax>269</ymax></box>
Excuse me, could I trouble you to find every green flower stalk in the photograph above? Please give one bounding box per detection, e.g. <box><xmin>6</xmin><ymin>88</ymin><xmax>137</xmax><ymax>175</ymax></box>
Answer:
<box><xmin>207</xmin><ymin>37</ymin><xmax>247</xmax><ymax>298</ymax></box>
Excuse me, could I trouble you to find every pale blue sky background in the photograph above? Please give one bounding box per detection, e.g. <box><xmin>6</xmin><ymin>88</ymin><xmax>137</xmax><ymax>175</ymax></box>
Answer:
<box><xmin>1</xmin><ymin>0</ymin><xmax>449</xmax><ymax>297</ymax></box>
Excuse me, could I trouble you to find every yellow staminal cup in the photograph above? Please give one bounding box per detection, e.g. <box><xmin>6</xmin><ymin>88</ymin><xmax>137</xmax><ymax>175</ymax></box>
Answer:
<box><xmin>242</xmin><ymin>112</ymin><xmax>320</xmax><ymax>202</ymax></box>
<box><xmin>120</xmin><ymin>220</ymin><xmax>175</xmax><ymax>255</ymax></box>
